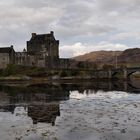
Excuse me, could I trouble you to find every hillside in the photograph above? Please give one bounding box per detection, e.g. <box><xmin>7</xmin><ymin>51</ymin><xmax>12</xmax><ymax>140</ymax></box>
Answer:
<box><xmin>117</xmin><ymin>48</ymin><xmax>140</xmax><ymax>63</ymax></box>
<box><xmin>73</xmin><ymin>48</ymin><xmax>140</xmax><ymax>65</ymax></box>
<box><xmin>73</xmin><ymin>51</ymin><xmax>122</xmax><ymax>63</ymax></box>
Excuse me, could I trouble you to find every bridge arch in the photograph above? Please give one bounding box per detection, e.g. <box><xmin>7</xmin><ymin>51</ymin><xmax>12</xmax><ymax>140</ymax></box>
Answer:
<box><xmin>111</xmin><ymin>71</ymin><xmax>122</xmax><ymax>79</ymax></box>
<box><xmin>127</xmin><ymin>70</ymin><xmax>140</xmax><ymax>79</ymax></box>
<box><xmin>97</xmin><ymin>67</ymin><xmax>140</xmax><ymax>80</ymax></box>
<box><xmin>112</xmin><ymin>71</ymin><xmax>119</xmax><ymax>77</ymax></box>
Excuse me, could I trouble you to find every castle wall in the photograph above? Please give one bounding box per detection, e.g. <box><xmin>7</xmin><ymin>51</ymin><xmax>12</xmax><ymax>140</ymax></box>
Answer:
<box><xmin>0</xmin><ymin>32</ymin><xmax>71</xmax><ymax>69</ymax></box>
<box><xmin>0</xmin><ymin>53</ymin><xmax>9</xmax><ymax>68</ymax></box>
<box><xmin>15</xmin><ymin>52</ymin><xmax>27</xmax><ymax>66</ymax></box>
<box><xmin>59</xmin><ymin>58</ymin><xmax>70</xmax><ymax>69</ymax></box>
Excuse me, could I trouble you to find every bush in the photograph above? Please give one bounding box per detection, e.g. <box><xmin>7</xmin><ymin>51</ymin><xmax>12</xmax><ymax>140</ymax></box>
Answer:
<box><xmin>2</xmin><ymin>64</ymin><xmax>17</xmax><ymax>76</ymax></box>
<box><xmin>70</xmin><ymin>70</ymin><xmax>79</xmax><ymax>76</ymax></box>
<box><xmin>102</xmin><ymin>64</ymin><xmax>115</xmax><ymax>70</ymax></box>
<box><xmin>60</xmin><ymin>70</ymin><xmax>68</xmax><ymax>77</ymax></box>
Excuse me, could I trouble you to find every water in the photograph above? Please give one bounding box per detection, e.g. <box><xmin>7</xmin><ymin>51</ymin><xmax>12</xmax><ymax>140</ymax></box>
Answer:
<box><xmin>0</xmin><ymin>81</ymin><xmax>140</xmax><ymax>140</ymax></box>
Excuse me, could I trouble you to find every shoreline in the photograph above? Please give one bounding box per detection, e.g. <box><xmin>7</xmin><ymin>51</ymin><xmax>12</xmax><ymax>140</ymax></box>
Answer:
<box><xmin>0</xmin><ymin>76</ymin><xmax>139</xmax><ymax>85</ymax></box>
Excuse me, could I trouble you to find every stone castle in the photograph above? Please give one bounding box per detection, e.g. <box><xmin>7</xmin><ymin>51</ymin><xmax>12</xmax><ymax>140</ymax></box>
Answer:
<box><xmin>0</xmin><ymin>31</ymin><xmax>70</xmax><ymax>69</ymax></box>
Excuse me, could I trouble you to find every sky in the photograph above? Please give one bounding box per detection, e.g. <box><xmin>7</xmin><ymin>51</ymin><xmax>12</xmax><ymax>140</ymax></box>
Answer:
<box><xmin>0</xmin><ymin>0</ymin><xmax>140</xmax><ymax>58</ymax></box>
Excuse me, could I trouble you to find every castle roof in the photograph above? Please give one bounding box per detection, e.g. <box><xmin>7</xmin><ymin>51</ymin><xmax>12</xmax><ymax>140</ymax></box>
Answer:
<box><xmin>30</xmin><ymin>31</ymin><xmax>55</xmax><ymax>42</ymax></box>
<box><xmin>0</xmin><ymin>46</ymin><xmax>15</xmax><ymax>53</ymax></box>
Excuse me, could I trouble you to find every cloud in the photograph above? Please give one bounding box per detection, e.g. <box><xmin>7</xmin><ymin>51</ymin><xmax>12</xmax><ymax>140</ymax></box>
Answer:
<box><xmin>60</xmin><ymin>42</ymin><xmax>129</xmax><ymax>58</ymax></box>
<box><xmin>0</xmin><ymin>0</ymin><xmax>139</xmax><ymax>55</ymax></box>
<box><xmin>110</xmin><ymin>32</ymin><xmax>140</xmax><ymax>40</ymax></box>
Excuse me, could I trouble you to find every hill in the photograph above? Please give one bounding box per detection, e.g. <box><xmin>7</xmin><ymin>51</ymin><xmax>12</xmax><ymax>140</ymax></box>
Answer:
<box><xmin>73</xmin><ymin>51</ymin><xmax>122</xmax><ymax>63</ymax></box>
<box><xmin>73</xmin><ymin>48</ymin><xmax>140</xmax><ymax>66</ymax></box>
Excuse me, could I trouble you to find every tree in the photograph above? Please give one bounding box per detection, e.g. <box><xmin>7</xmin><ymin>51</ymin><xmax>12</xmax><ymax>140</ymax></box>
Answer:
<box><xmin>102</xmin><ymin>64</ymin><xmax>115</xmax><ymax>70</ymax></box>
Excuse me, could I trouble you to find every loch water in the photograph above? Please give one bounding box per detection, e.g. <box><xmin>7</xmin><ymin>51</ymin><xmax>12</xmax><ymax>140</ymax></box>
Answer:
<box><xmin>0</xmin><ymin>81</ymin><xmax>140</xmax><ymax>140</ymax></box>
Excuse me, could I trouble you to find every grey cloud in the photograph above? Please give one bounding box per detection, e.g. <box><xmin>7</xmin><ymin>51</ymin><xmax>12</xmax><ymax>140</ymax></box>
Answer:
<box><xmin>97</xmin><ymin>0</ymin><xmax>140</xmax><ymax>12</ymax></box>
<box><xmin>0</xmin><ymin>0</ymin><xmax>139</xmax><ymax>53</ymax></box>
<box><xmin>13</xmin><ymin>0</ymin><xmax>48</xmax><ymax>8</ymax></box>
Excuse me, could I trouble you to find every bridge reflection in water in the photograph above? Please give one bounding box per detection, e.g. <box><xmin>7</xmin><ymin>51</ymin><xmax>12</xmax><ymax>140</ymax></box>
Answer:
<box><xmin>0</xmin><ymin>81</ymin><xmax>139</xmax><ymax>125</ymax></box>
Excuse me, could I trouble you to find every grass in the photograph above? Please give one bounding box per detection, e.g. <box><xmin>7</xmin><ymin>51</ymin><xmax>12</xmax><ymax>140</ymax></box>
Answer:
<box><xmin>0</xmin><ymin>65</ymin><xmax>93</xmax><ymax>78</ymax></box>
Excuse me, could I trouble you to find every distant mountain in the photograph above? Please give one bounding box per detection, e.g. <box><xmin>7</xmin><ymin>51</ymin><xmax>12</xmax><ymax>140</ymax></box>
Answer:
<box><xmin>73</xmin><ymin>48</ymin><xmax>140</xmax><ymax>65</ymax></box>
<box><xmin>117</xmin><ymin>48</ymin><xmax>140</xmax><ymax>63</ymax></box>
<box><xmin>73</xmin><ymin>51</ymin><xmax>122</xmax><ymax>63</ymax></box>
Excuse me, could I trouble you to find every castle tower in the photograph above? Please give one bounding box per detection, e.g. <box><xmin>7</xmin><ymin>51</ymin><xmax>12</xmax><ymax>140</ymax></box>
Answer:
<box><xmin>26</xmin><ymin>31</ymin><xmax>59</xmax><ymax>68</ymax></box>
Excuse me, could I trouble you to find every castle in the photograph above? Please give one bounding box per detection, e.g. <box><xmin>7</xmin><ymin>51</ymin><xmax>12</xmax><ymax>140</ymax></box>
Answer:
<box><xmin>0</xmin><ymin>31</ymin><xmax>70</xmax><ymax>69</ymax></box>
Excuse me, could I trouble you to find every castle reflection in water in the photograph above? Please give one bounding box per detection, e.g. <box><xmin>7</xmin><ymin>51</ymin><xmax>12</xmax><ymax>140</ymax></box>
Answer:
<box><xmin>0</xmin><ymin>81</ymin><xmax>140</xmax><ymax>125</ymax></box>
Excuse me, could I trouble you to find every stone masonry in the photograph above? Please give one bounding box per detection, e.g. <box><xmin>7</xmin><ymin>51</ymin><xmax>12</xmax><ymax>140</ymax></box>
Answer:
<box><xmin>0</xmin><ymin>31</ymin><xmax>70</xmax><ymax>69</ymax></box>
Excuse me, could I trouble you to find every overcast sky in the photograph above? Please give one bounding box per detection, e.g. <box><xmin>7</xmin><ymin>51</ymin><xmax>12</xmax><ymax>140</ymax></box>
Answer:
<box><xmin>0</xmin><ymin>0</ymin><xmax>140</xmax><ymax>57</ymax></box>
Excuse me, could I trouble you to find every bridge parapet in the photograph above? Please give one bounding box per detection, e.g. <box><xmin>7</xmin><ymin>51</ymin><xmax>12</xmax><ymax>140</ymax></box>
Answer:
<box><xmin>110</xmin><ymin>67</ymin><xmax>140</xmax><ymax>80</ymax></box>
<box><xmin>92</xmin><ymin>67</ymin><xmax>140</xmax><ymax>80</ymax></box>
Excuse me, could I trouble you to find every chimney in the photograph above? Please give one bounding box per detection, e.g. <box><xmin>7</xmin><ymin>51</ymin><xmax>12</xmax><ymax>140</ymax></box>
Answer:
<box><xmin>31</xmin><ymin>33</ymin><xmax>36</xmax><ymax>38</ymax></box>
<box><xmin>50</xmin><ymin>31</ymin><xmax>54</xmax><ymax>35</ymax></box>
<box><xmin>10</xmin><ymin>45</ymin><xmax>13</xmax><ymax>48</ymax></box>
<box><xmin>56</xmin><ymin>40</ymin><xmax>59</xmax><ymax>45</ymax></box>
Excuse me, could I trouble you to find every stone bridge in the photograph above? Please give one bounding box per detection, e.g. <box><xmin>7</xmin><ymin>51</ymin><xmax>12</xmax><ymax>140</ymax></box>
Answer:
<box><xmin>107</xmin><ymin>67</ymin><xmax>140</xmax><ymax>80</ymax></box>
<box><xmin>53</xmin><ymin>67</ymin><xmax>140</xmax><ymax>80</ymax></box>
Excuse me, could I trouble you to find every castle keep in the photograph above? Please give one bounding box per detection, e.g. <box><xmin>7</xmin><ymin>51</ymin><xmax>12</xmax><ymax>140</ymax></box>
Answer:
<box><xmin>27</xmin><ymin>31</ymin><xmax>59</xmax><ymax>67</ymax></box>
<box><xmin>0</xmin><ymin>31</ymin><xmax>70</xmax><ymax>69</ymax></box>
